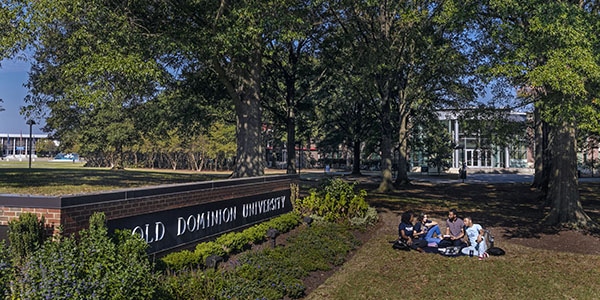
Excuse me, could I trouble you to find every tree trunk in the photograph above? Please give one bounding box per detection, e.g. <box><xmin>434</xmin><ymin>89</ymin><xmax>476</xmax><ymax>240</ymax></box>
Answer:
<box><xmin>532</xmin><ymin>107</ymin><xmax>550</xmax><ymax>194</ymax></box>
<box><xmin>232</xmin><ymin>89</ymin><xmax>265</xmax><ymax>178</ymax></box>
<box><xmin>395</xmin><ymin>103</ymin><xmax>411</xmax><ymax>186</ymax></box>
<box><xmin>286</xmin><ymin>108</ymin><xmax>297</xmax><ymax>174</ymax></box>
<box><xmin>532</xmin><ymin>107</ymin><xmax>543</xmax><ymax>187</ymax></box>
<box><xmin>351</xmin><ymin>139</ymin><xmax>362</xmax><ymax>175</ymax></box>
<box><xmin>214</xmin><ymin>45</ymin><xmax>265</xmax><ymax>178</ymax></box>
<box><xmin>377</xmin><ymin>98</ymin><xmax>394</xmax><ymax>192</ymax></box>
<box><xmin>543</xmin><ymin>121</ymin><xmax>596</xmax><ymax>229</ymax></box>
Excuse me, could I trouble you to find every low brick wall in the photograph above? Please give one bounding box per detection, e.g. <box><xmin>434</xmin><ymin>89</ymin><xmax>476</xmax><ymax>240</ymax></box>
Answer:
<box><xmin>0</xmin><ymin>175</ymin><xmax>297</xmax><ymax>253</ymax></box>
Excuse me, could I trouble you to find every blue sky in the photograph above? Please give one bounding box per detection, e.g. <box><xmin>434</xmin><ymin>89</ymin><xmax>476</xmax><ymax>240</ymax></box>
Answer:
<box><xmin>0</xmin><ymin>58</ymin><xmax>44</xmax><ymax>134</ymax></box>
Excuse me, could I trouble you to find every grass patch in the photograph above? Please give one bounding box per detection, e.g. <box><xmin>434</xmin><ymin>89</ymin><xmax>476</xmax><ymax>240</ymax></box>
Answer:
<box><xmin>306</xmin><ymin>234</ymin><xmax>600</xmax><ymax>299</ymax></box>
<box><xmin>0</xmin><ymin>163</ymin><xmax>227</xmax><ymax>195</ymax></box>
<box><xmin>303</xmin><ymin>180</ymin><xmax>600</xmax><ymax>299</ymax></box>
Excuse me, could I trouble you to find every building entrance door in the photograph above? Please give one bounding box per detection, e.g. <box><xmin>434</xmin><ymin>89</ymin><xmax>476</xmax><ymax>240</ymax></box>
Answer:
<box><xmin>466</xmin><ymin>149</ymin><xmax>493</xmax><ymax>167</ymax></box>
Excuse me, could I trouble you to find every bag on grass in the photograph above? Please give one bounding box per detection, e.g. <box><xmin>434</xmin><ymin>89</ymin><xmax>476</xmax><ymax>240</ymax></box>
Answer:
<box><xmin>487</xmin><ymin>247</ymin><xmax>505</xmax><ymax>256</ymax></box>
<box><xmin>440</xmin><ymin>246</ymin><xmax>461</xmax><ymax>256</ymax></box>
<box><xmin>392</xmin><ymin>240</ymin><xmax>410</xmax><ymax>251</ymax></box>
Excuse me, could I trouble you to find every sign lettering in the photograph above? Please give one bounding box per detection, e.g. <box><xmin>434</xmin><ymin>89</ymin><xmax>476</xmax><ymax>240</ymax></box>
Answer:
<box><xmin>108</xmin><ymin>190</ymin><xmax>292</xmax><ymax>254</ymax></box>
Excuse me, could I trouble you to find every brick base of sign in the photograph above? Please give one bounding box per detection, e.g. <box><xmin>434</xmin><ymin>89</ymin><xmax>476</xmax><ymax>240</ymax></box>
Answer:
<box><xmin>0</xmin><ymin>175</ymin><xmax>297</xmax><ymax>254</ymax></box>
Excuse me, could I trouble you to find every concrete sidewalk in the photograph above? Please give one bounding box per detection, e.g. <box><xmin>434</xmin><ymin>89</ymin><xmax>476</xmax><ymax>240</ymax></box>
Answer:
<box><xmin>299</xmin><ymin>169</ymin><xmax>600</xmax><ymax>184</ymax></box>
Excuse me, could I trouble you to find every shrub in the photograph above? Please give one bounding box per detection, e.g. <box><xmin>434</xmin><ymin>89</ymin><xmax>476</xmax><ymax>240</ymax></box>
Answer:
<box><xmin>159</xmin><ymin>250</ymin><xmax>199</xmax><ymax>271</ymax></box>
<box><xmin>159</xmin><ymin>221</ymin><xmax>359</xmax><ymax>300</ymax></box>
<box><xmin>8</xmin><ymin>212</ymin><xmax>47</xmax><ymax>266</ymax></box>
<box><xmin>294</xmin><ymin>178</ymin><xmax>371</xmax><ymax>223</ymax></box>
<box><xmin>266</xmin><ymin>211</ymin><xmax>302</xmax><ymax>233</ymax></box>
<box><xmin>160</xmin><ymin>269</ymin><xmax>227</xmax><ymax>299</ymax></box>
<box><xmin>11</xmin><ymin>212</ymin><xmax>158</xmax><ymax>300</ymax></box>
<box><xmin>161</xmin><ymin>212</ymin><xmax>302</xmax><ymax>271</ymax></box>
<box><xmin>215</xmin><ymin>232</ymin><xmax>252</xmax><ymax>254</ymax></box>
<box><xmin>223</xmin><ymin>222</ymin><xmax>358</xmax><ymax>299</ymax></box>
<box><xmin>243</xmin><ymin>223</ymin><xmax>269</xmax><ymax>243</ymax></box>
<box><xmin>350</xmin><ymin>206</ymin><xmax>379</xmax><ymax>227</ymax></box>
<box><xmin>194</xmin><ymin>241</ymin><xmax>228</xmax><ymax>265</ymax></box>
<box><xmin>0</xmin><ymin>241</ymin><xmax>12</xmax><ymax>297</ymax></box>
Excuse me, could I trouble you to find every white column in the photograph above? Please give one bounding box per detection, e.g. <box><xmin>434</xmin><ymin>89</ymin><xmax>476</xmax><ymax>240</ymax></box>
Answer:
<box><xmin>454</xmin><ymin>120</ymin><xmax>460</xmax><ymax>168</ymax></box>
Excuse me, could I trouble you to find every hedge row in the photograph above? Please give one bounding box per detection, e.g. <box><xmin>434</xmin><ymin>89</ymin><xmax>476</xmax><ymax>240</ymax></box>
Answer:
<box><xmin>160</xmin><ymin>212</ymin><xmax>302</xmax><ymax>271</ymax></box>
<box><xmin>160</xmin><ymin>222</ymin><xmax>359</xmax><ymax>299</ymax></box>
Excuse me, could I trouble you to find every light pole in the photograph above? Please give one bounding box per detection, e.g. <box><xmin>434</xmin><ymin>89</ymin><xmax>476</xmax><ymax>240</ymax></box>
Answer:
<box><xmin>593</xmin><ymin>144</ymin><xmax>598</xmax><ymax>178</ymax></box>
<box><xmin>26</xmin><ymin>120</ymin><xmax>35</xmax><ymax>169</ymax></box>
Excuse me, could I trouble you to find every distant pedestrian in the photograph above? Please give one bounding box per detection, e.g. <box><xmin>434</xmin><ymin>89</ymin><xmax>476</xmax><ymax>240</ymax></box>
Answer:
<box><xmin>459</xmin><ymin>161</ymin><xmax>467</xmax><ymax>182</ymax></box>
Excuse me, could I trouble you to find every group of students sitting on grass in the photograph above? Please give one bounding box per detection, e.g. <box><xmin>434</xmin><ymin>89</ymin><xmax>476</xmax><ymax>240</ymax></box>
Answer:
<box><xmin>398</xmin><ymin>209</ymin><xmax>490</xmax><ymax>260</ymax></box>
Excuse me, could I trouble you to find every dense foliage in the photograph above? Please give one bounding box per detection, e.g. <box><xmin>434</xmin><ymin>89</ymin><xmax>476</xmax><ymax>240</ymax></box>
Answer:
<box><xmin>481</xmin><ymin>0</ymin><xmax>600</xmax><ymax>227</ymax></box>
<box><xmin>1</xmin><ymin>0</ymin><xmax>486</xmax><ymax>178</ymax></box>
<box><xmin>161</xmin><ymin>212</ymin><xmax>302</xmax><ymax>271</ymax></box>
<box><xmin>7</xmin><ymin>212</ymin><xmax>46</xmax><ymax>266</ymax></box>
<box><xmin>294</xmin><ymin>178</ymin><xmax>375</xmax><ymax>224</ymax></box>
<box><xmin>3</xmin><ymin>213</ymin><xmax>158</xmax><ymax>299</ymax></box>
<box><xmin>160</xmin><ymin>222</ymin><xmax>359</xmax><ymax>299</ymax></box>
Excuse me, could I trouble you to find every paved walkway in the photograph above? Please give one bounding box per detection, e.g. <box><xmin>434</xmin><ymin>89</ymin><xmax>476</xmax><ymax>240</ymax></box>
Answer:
<box><xmin>300</xmin><ymin>169</ymin><xmax>600</xmax><ymax>184</ymax></box>
<box><xmin>413</xmin><ymin>173</ymin><xmax>534</xmax><ymax>184</ymax></box>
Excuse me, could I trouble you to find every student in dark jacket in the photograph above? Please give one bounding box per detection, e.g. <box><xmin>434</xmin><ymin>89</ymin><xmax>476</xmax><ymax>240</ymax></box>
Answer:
<box><xmin>398</xmin><ymin>211</ymin><xmax>427</xmax><ymax>252</ymax></box>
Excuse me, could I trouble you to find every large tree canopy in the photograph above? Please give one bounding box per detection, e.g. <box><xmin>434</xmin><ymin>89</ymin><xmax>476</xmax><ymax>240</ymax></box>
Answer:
<box><xmin>483</xmin><ymin>0</ymin><xmax>600</xmax><ymax>229</ymax></box>
<box><xmin>14</xmin><ymin>0</ymin><xmax>165</xmax><ymax>168</ymax></box>
<box><xmin>326</xmin><ymin>0</ymin><xmax>481</xmax><ymax>191</ymax></box>
<box><xmin>2</xmin><ymin>0</ymin><xmax>599</xmax><ymax>233</ymax></box>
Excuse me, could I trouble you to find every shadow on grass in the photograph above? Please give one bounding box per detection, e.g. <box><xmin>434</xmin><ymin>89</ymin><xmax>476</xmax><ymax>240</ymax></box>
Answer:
<box><xmin>359</xmin><ymin>181</ymin><xmax>600</xmax><ymax>239</ymax></box>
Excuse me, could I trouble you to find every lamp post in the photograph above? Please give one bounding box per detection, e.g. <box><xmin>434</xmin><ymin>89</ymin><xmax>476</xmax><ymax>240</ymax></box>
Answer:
<box><xmin>26</xmin><ymin>120</ymin><xmax>35</xmax><ymax>169</ymax></box>
<box><xmin>593</xmin><ymin>144</ymin><xmax>598</xmax><ymax>178</ymax></box>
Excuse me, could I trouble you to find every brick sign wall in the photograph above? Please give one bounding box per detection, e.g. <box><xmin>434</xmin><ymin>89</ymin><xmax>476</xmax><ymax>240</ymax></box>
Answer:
<box><xmin>0</xmin><ymin>175</ymin><xmax>297</xmax><ymax>254</ymax></box>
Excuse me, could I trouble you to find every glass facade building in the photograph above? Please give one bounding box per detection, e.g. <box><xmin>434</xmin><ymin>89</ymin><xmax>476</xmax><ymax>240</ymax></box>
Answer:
<box><xmin>410</xmin><ymin>110</ymin><xmax>532</xmax><ymax>171</ymax></box>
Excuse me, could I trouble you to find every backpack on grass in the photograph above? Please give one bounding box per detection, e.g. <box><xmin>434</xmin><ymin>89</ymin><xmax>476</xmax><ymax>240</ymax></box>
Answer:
<box><xmin>487</xmin><ymin>247</ymin><xmax>506</xmax><ymax>256</ymax></box>
<box><xmin>483</xmin><ymin>229</ymin><xmax>506</xmax><ymax>256</ymax></box>
<box><xmin>391</xmin><ymin>240</ymin><xmax>410</xmax><ymax>251</ymax></box>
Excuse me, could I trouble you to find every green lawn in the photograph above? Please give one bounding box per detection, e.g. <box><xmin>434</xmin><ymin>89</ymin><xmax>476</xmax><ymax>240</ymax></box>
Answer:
<box><xmin>1</xmin><ymin>164</ymin><xmax>598</xmax><ymax>299</ymax></box>
<box><xmin>306</xmin><ymin>234</ymin><xmax>600</xmax><ymax>299</ymax></box>
<box><xmin>305</xmin><ymin>181</ymin><xmax>600</xmax><ymax>300</ymax></box>
<box><xmin>0</xmin><ymin>160</ymin><xmax>227</xmax><ymax>195</ymax></box>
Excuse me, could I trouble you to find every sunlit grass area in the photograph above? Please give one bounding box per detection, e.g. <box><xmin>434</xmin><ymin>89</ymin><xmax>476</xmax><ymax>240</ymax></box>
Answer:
<box><xmin>0</xmin><ymin>160</ymin><xmax>227</xmax><ymax>195</ymax></box>
<box><xmin>305</xmin><ymin>182</ymin><xmax>600</xmax><ymax>300</ymax></box>
<box><xmin>306</xmin><ymin>233</ymin><xmax>600</xmax><ymax>300</ymax></box>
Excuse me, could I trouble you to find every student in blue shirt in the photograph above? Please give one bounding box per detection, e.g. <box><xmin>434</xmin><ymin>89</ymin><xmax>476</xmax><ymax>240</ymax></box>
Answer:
<box><xmin>413</xmin><ymin>213</ymin><xmax>443</xmax><ymax>247</ymax></box>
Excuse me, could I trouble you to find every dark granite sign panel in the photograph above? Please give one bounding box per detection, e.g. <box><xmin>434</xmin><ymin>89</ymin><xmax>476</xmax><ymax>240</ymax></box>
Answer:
<box><xmin>107</xmin><ymin>190</ymin><xmax>292</xmax><ymax>254</ymax></box>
